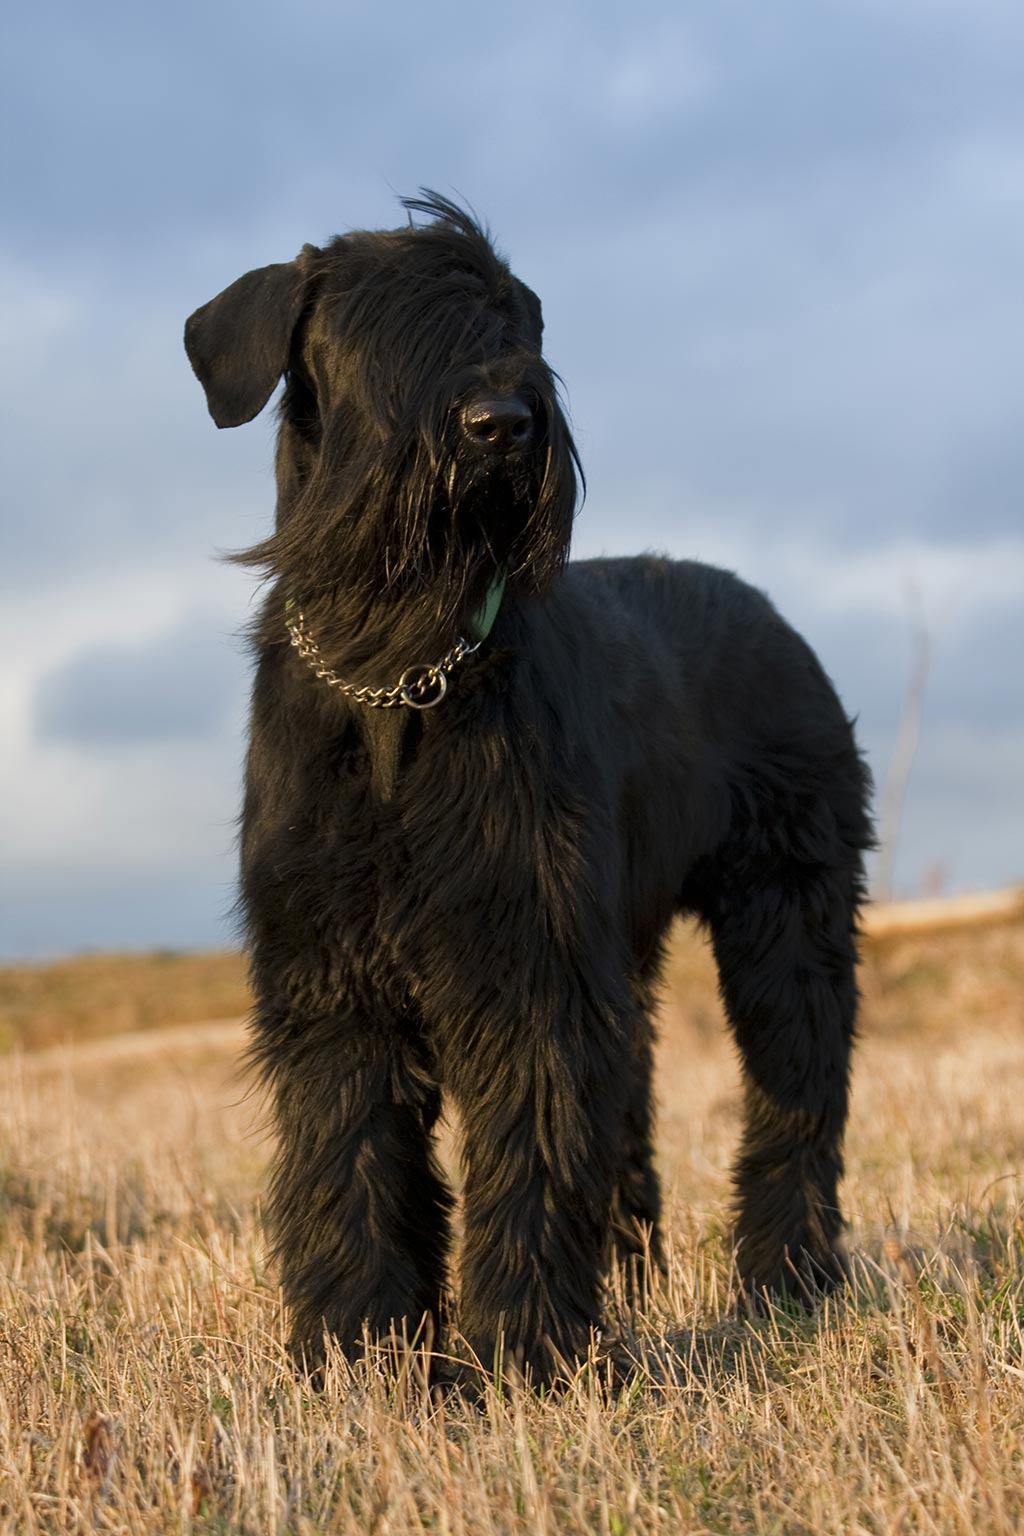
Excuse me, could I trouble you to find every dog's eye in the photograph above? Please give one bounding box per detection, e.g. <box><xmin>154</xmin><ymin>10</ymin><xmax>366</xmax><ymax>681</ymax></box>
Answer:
<box><xmin>284</xmin><ymin>366</ymin><xmax>320</xmax><ymax>430</ymax></box>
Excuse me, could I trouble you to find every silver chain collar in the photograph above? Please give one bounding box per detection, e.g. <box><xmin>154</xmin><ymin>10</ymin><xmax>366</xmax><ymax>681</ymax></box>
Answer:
<box><xmin>285</xmin><ymin>606</ymin><xmax>481</xmax><ymax>710</ymax></box>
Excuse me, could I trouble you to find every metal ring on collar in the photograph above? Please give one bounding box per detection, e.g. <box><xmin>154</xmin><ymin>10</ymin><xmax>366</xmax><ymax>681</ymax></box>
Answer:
<box><xmin>399</xmin><ymin>665</ymin><xmax>448</xmax><ymax>709</ymax></box>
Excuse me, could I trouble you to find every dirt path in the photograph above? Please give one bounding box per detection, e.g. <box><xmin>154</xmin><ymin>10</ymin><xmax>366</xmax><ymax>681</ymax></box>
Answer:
<box><xmin>8</xmin><ymin>1017</ymin><xmax>247</xmax><ymax>1075</ymax></box>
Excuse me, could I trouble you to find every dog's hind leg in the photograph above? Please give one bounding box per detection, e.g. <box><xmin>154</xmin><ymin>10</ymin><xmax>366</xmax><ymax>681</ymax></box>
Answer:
<box><xmin>702</xmin><ymin>856</ymin><xmax>862</xmax><ymax>1302</ymax></box>
<box><xmin>609</xmin><ymin>1006</ymin><xmax>663</xmax><ymax>1298</ymax></box>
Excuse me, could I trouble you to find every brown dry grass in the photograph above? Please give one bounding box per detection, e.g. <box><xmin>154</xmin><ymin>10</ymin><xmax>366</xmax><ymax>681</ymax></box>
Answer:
<box><xmin>0</xmin><ymin>949</ymin><xmax>248</xmax><ymax>1055</ymax></box>
<box><xmin>1</xmin><ymin>916</ymin><xmax>1023</xmax><ymax>1533</ymax></box>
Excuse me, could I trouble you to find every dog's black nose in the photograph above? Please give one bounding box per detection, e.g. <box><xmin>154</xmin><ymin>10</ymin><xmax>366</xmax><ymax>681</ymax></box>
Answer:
<box><xmin>460</xmin><ymin>395</ymin><xmax>535</xmax><ymax>454</ymax></box>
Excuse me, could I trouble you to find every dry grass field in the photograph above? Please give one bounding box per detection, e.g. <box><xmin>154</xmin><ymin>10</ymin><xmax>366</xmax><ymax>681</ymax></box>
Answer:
<box><xmin>2</xmin><ymin>906</ymin><xmax>1023</xmax><ymax>1533</ymax></box>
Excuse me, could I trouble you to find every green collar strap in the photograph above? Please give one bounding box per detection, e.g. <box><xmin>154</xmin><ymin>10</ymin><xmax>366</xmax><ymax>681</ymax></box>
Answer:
<box><xmin>468</xmin><ymin>571</ymin><xmax>507</xmax><ymax>643</ymax></box>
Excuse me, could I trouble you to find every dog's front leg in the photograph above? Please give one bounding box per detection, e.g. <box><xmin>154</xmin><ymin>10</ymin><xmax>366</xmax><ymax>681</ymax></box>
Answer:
<box><xmin>447</xmin><ymin>979</ymin><xmax>631</xmax><ymax>1384</ymax></box>
<box><xmin>253</xmin><ymin>1007</ymin><xmax>452</xmax><ymax>1369</ymax></box>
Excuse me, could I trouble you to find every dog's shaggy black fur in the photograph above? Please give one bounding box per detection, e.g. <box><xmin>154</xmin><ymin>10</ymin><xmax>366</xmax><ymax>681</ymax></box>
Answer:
<box><xmin>185</xmin><ymin>193</ymin><xmax>872</xmax><ymax>1382</ymax></box>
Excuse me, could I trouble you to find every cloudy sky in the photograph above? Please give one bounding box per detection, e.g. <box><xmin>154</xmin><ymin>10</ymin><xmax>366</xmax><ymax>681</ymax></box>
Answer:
<box><xmin>2</xmin><ymin>0</ymin><xmax>1022</xmax><ymax>958</ymax></box>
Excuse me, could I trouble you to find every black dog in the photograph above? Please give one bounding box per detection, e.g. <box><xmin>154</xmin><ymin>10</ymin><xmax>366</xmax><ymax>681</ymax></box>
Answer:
<box><xmin>185</xmin><ymin>193</ymin><xmax>872</xmax><ymax>1381</ymax></box>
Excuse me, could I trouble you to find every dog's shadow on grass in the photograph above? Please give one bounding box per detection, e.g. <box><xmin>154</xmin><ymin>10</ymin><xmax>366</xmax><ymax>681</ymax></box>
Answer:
<box><xmin>606</xmin><ymin>1313</ymin><xmax>773</xmax><ymax>1401</ymax></box>
<box><xmin>604</xmin><ymin>1229</ymin><xmax>980</xmax><ymax>1407</ymax></box>
<box><xmin>602</xmin><ymin>1271</ymin><xmax>883</xmax><ymax>1407</ymax></box>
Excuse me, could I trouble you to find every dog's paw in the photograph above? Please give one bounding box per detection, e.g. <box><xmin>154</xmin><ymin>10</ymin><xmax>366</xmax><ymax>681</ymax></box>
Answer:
<box><xmin>738</xmin><ymin>1237</ymin><xmax>851</xmax><ymax>1311</ymax></box>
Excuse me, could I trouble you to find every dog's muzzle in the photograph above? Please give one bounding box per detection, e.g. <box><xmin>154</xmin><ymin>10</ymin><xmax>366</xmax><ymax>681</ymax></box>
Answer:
<box><xmin>459</xmin><ymin>394</ymin><xmax>535</xmax><ymax>455</ymax></box>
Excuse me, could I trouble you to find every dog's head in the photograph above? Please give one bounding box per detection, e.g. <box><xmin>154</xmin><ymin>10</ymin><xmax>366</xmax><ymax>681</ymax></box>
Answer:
<box><xmin>185</xmin><ymin>192</ymin><xmax>580</xmax><ymax>676</ymax></box>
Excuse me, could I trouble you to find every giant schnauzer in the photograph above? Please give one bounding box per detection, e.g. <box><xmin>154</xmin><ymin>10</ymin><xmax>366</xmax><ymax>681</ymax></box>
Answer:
<box><xmin>185</xmin><ymin>192</ymin><xmax>872</xmax><ymax>1382</ymax></box>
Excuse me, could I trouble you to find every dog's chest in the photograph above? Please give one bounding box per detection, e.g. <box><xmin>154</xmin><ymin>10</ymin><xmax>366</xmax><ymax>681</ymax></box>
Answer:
<box><xmin>364</xmin><ymin>707</ymin><xmax>415</xmax><ymax>803</ymax></box>
<box><xmin>346</xmin><ymin>697</ymin><xmax>560</xmax><ymax>923</ymax></box>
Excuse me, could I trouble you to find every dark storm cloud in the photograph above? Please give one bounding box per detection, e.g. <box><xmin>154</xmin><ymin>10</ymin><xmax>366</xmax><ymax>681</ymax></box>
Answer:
<box><xmin>34</xmin><ymin>609</ymin><xmax>246</xmax><ymax>747</ymax></box>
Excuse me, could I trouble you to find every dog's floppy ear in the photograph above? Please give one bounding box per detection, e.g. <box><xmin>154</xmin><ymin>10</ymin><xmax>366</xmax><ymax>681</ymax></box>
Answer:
<box><xmin>184</xmin><ymin>256</ymin><xmax>311</xmax><ymax>428</ymax></box>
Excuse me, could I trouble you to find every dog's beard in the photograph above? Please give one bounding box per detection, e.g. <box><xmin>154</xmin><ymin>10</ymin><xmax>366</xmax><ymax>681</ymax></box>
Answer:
<box><xmin>240</xmin><ymin>427</ymin><xmax>578</xmax><ymax>685</ymax></box>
